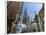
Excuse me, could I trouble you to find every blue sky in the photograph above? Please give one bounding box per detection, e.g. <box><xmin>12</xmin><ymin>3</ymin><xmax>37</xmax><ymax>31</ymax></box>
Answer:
<box><xmin>21</xmin><ymin>2</ymin><xmax>43</xmax><ymax>22</ymax></box>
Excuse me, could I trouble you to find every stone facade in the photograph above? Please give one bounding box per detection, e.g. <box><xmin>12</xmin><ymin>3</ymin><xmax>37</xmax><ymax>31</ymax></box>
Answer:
<box><xmin>7</xmin><ymin>1</ymin><xmax>23</xmax><ymax>33</ymax></box>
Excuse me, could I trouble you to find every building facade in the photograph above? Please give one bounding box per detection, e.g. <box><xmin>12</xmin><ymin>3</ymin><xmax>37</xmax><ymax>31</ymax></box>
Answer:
<box><xmin>7</xmin><ymin>1</ymin><xmax>23</xmax><ymax>33</ymax></box>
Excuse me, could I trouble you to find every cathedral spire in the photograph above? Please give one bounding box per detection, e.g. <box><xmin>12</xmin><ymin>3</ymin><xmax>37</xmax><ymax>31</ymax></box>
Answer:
<box><xmin>22</xmin><ymin>9</ymin><xmax>29</xmax><ymax>24</ymax></box>
<box><xmin>24</xmin><ymin>9</ymin><xmax>28</xmax><ymax>16</ymax></box>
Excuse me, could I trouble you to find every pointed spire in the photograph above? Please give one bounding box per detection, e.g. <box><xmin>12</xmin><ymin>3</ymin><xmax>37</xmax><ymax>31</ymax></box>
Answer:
<box><xmin>24</xmin><ymin>9</ymin><xmax>28</xmax><ymax>16</ymax></box>
<box><xmin>34</xmin><ymin>11</ymin><xmax>36</xmax><ymax>17</ymax></box>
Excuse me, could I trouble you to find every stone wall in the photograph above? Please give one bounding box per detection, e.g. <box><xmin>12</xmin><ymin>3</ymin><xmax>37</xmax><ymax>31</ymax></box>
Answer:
<box><xmin>7</xmin><ymin>1</ymin><xmax>23</xmax><ymax>33</ymax></box>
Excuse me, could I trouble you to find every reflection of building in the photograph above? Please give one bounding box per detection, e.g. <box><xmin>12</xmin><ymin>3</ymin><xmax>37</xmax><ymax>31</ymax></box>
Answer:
<box><xmin>33</xmin><ymin>4</ymin><xmax>44</xmax><ymax>32</ymax></box>
<box><xmin>22</xmin><ymin>9</ymin><xmax>31</xmax><ymax>32</ymax></box>
<box><xmin>22</xmin><ymin>9</ymin><xmax>29</xmax><ymax>24</ymax></box>
<box><xmin>32</xmin><ymin>22</ymin><xmax>38</xmax><ymax>32</ymax></box>
<box><xmin>32</xmin><ymin>11</ymin><xmax>38</xmax><ymax>32</ymax></box>
<box><xmin>7</xmin><ymin>1</ymin><xmax>23</xmax><ymax>33</ymax></box>
<box><xmin>38</xmin><ymin>4</ymin><xmax>44</xmax><ymax>31</ymax></box>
